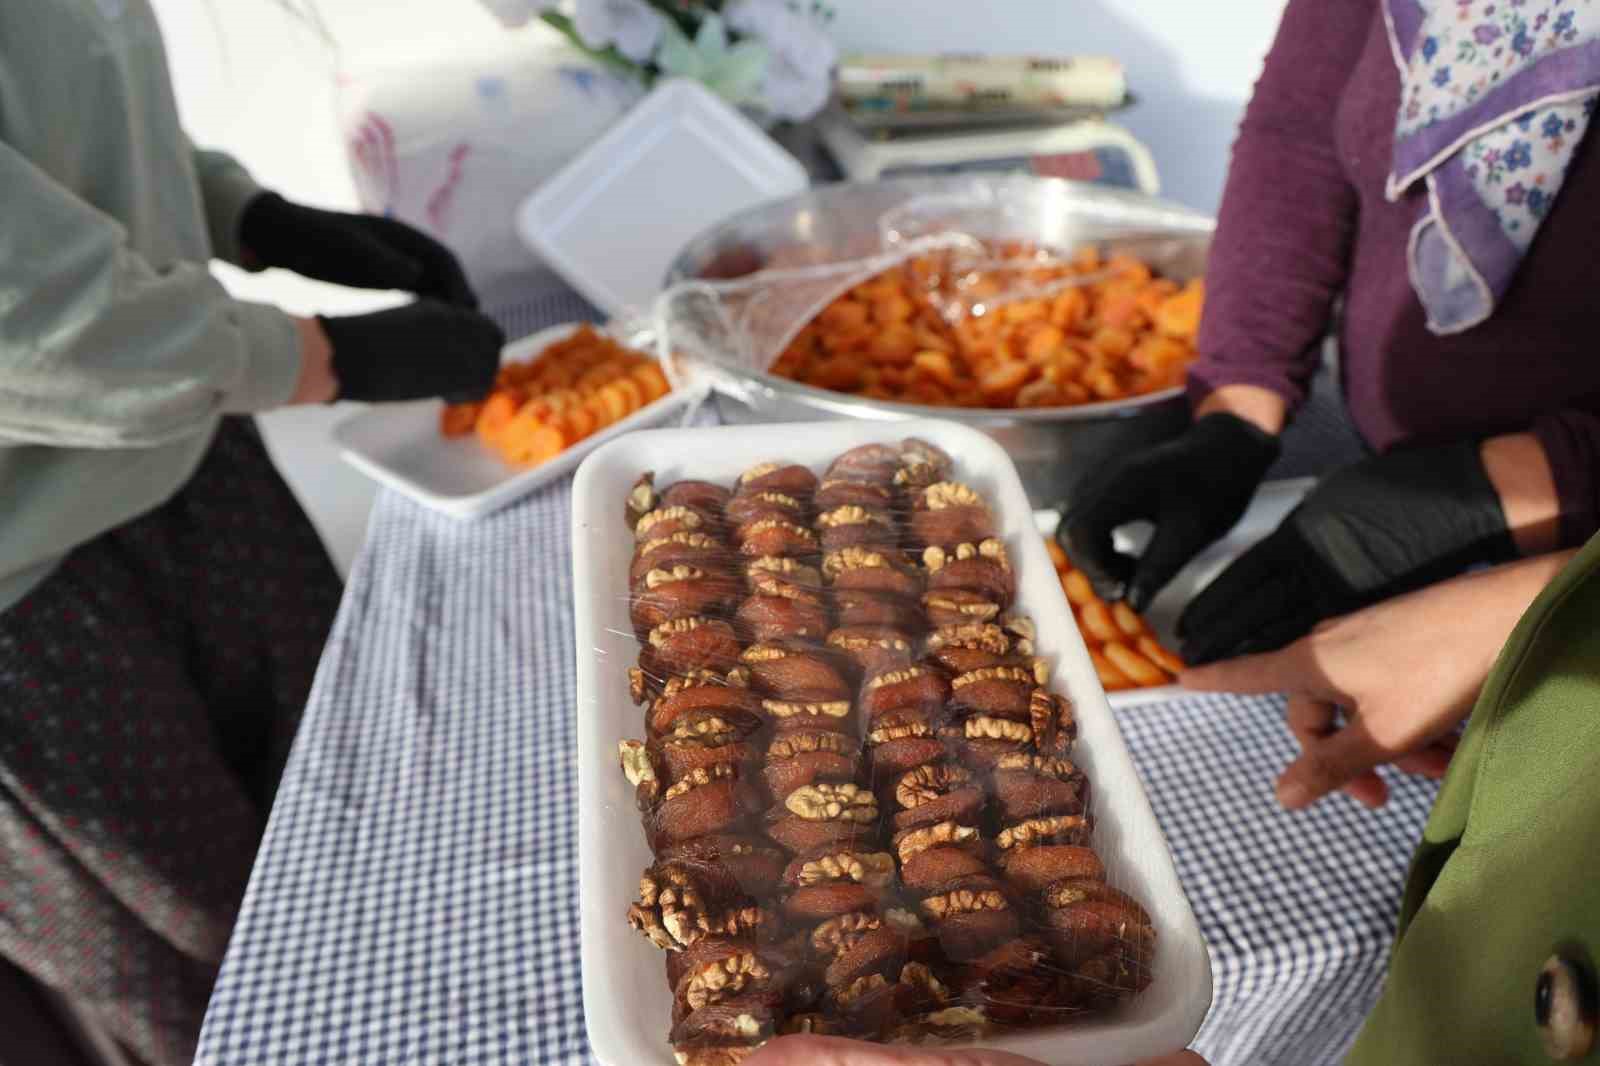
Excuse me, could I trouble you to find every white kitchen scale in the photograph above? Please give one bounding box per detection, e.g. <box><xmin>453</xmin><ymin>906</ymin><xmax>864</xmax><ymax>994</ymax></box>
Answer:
<box><xmin>818</xmin><ymin>104</ymin><xmax>1161</xmax><ymax>195</ymax></box>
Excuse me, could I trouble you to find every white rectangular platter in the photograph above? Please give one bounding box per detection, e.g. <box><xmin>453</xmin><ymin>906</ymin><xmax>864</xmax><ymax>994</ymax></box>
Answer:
<box><xmin>572</xmin><ymin>418</ymin><xmax>1211</xmax><ymax>1066</ymax></box>
<box><xmin>333</xmin><ymin>323</ymin><xmax>691</xmax><ymax>520</ymax></box>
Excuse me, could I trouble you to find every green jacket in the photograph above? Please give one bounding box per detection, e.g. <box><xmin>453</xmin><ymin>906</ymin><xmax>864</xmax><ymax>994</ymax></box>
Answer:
<box><xmin>1348</xmin><ymin>536</ymin><xmax>1600</xmax><ymax>1063</ymax></box>
<box><xmin>0</xmin><ymin>0</ymin><xmax>302</xmax><ymax>612</ymax></box>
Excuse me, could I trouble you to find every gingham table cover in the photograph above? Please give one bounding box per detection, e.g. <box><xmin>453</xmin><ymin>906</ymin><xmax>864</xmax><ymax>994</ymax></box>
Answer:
<box><xmin>196</xmin><ymin>286</ymin><xmax>1436</xmax><ymax>1065</ymax></box>
<box><xmin>194</xmin><ymin>475</ymin><xmax>1438</xmax><ymax>1066</ymax></box>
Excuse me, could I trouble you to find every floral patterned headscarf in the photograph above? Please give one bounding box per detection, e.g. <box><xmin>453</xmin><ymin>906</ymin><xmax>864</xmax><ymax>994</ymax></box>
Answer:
<box><xmin>1384</xmin><ymin>0</ymin><xmax>1600</xmax><ymax>334</ymax></box>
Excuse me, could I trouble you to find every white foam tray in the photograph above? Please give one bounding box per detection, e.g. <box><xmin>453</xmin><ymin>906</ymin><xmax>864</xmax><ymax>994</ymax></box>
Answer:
<box><xmin>517</xmin><ymin>78</ymin><xmax>809</xmax><ymax>319</ymax></box>
<box><xmin>333</xmin><ymin>323</ymin><xmax>691</xmax><ymax>520</ymax></box>
<box><xmin>572</xmin><ymin>419</ymin><xmax>1211</xmax><ymax>1066</ymax></box>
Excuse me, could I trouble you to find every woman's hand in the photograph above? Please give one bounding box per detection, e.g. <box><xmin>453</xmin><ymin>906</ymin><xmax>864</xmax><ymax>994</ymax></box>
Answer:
<box><xmin>743</xmin><ymin>1034</ymin><xmax>1206</xmax><ymax>1066</ymax></box>
<box><xmin>1177</xmin><ymin>437</ymin><xmax>1538</xmax><ymax>664</ymax></box>
<box><xmin>315</xmin><ymin>303</ymin><xmax>504</xmax><ymax>404</ymax></box>
<box><xmin>240</xmin><ymin>192</ymin><xmax>480</xmax><ymax>309</ymax></box>
<box><xmin>289</xmin><ymin>305</ymin><xmax>504</xmax><ymax>406</ymax></box>
<box><xmin>290</xmin><ymin>317</ymin><xmax>338</xmax><ymax>405</ymax></box>
<box><xmin>1058</xmin><ymin>407</ymin><xmax>1281</xmax><ymax>611</ymax></box>
<box><xmin>1182</xmin><ymin>551</ymin><xmax>1575</xmax><ymax>809</ymax></box>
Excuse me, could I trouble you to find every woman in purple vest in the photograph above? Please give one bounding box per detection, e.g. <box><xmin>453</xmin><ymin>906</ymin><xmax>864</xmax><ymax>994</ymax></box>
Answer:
<box><xmin>1061</xmin><ymin>0</ymin><xmax>1600</xmax><ymax>669</ymax></box>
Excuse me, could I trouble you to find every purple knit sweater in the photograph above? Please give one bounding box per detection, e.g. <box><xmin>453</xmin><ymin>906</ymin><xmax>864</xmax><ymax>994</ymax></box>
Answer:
<box><xmin>1188</xmin><ymin>0</ymin><xmax>1600</xmax><ymax>547</ymax></box>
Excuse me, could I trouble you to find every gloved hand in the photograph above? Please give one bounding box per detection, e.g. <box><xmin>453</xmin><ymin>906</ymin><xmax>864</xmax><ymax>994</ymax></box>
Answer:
<box><xmin>240</xmin><ymin>192</ymin><xmax>479</xmax><ymax>308</ymax></box>
<box><xmin>319</xmin><ymin>302</ymin><xmax>503</xmax><ymax>403</ymax></box>
<box><xmin>1057</xmin><ymin>413</ymin><xmax>1281</xmax><ymax>611</ymax></box>
<box><xmin>1177</xmin><ymin>439</ymin><xmax>1517</xmax><ymax>665</ymax></box>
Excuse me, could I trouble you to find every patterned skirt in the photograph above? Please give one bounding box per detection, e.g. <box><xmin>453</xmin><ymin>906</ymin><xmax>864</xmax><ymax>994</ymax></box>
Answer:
<box><xmin>0</xmin><ymin>418</ymin><xmax>342</xmax><ymax>1066</ymax></box>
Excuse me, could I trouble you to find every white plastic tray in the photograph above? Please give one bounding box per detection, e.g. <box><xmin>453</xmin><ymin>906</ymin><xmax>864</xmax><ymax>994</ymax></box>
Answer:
<box><xmin>572</xmin><ymin>419</ymin><xmax>1211</xmax><ymax>1066</ymax></box>
<box><xmin>516</xmin><ymin>78</ymin><xmax>808</xmax><ymax>319</ymax></box>
<box><xmin>1034</xmin><ymin>478</ymin><xmax>1313</xmax><ymax>710</ymax></box>
<box><xmin>333</xmin><ymin>323</ymin><xmax>690</xmax><ymax>520</ymax></box>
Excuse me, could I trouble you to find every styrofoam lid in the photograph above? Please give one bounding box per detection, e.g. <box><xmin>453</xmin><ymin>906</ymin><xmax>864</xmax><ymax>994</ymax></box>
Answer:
<box><xmin>516</xmin><ymin>78</ymin><xmax>809</xmax><ymax>319</ymax></box>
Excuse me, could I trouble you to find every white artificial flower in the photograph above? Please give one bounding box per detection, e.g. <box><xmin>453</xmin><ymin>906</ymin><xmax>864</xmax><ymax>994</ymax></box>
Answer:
<box><xmin>655</xmin><ymin>13</ymin><xmax>769</xmax><ymax>108</ymax></box>
<box><xmin>477</xmin><ymin>0</ymin><xmax>558</xmax><ymax>29</ymax></box>
<box><xmin>574</xmin><ymin>0</ymin><xmax>668</xmax><ymax>63</ymax></box>
<box><xmin>722</xmin><ymin>0</ymin><xmax>838</xmax><ymax>120</ymax></box>
<box><xmin>757</xmin><ymin>57</ymin><xmax>831</xmax><ymax>120</ymax></box>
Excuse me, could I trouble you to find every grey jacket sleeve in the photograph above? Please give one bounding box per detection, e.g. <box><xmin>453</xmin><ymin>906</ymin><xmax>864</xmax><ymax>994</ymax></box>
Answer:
<box><xmin>0</xmin><ymin>137</ymin><xmax>303</xmax><ymax>448</ymax></box>
<box><xmin>188</xmin><ymin>137</ymin><xmax>264</xmax><ymax>267</ymax></box>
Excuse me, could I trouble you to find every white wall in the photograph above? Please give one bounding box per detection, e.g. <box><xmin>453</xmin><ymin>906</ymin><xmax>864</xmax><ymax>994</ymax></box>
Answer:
<box><xmin>147</xmin><ymin>0</ymin><xmax>1287</xmax><ymax>571</ymax></box>
<box><xmin>149</xmin><ymin>0</ymin><xmax>604</xmax><ymax>575</ymax></box>
<box><xmin>827</xmin><ymin>0</ymin><xmax>1288</xmax><ymax>212</ymax></box>
<box><xmin>159</xmin><ymin>1</ymin><xmax>1290</xmax><ymax>214</ymax></box>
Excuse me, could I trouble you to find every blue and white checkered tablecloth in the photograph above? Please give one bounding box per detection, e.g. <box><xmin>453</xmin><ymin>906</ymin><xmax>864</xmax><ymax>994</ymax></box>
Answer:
<box><xmin>196</xmin><ymin>289</ymin><xmax>1436</xmax><ymax>1065</ymax></box>
<box><xmin>194</xmin><ymin>475</ymin><xmax>1437</xmax><ymax>1066</ymax></box>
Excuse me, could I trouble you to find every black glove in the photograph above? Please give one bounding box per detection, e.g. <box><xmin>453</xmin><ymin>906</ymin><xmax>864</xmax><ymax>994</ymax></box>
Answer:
<box><xmin>1177</xmin><ymin>439</ymin><xmax>1516</xmax><ymax>665</ymax></box>
<box><xmin>319</xmin><ymin>302</ymin><xmax>503</xmax><ymax>403</ymax></box>
<box><xmin>1057</xmin><ymin>413</ymin><xmax>1281</xmax><ymax>612</ymax></box>
<box><xmin>240</xmin><ymin>192</ymin><xmax>479</xmax><ymax>309</ymax></box>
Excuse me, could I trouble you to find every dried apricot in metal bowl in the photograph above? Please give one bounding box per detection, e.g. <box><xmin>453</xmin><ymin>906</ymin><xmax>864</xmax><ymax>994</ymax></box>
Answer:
<box><xmin>769</xmin><ymin>247</ymin><xmax>1203</xmax><ymax>412</ymax></box>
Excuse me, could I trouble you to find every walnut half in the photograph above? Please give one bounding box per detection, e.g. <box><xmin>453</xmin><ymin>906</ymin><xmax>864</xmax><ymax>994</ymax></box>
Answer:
<box><xmin>895</xmin><ymin>821</ymin><xmax>979</xmax><ymax>863</ymax></box>
<box><xmin>834</xmin><ymin>972</ymin><xmax>888</xmax><ymax>1007</ymax></box>
<box><xmin>626</xmin><ymin>473</ymin><xmax>656</xmax><ymax>529</ymax></box>
<box><xmin>895</xmin><ymin>763</ymin><xmax>972</xmax><ymax>810</ymax></box>
<box><xmin>683</xmin><ymin>952</ymin><xmax>771</xmax><ymax>1011</ymax></box>
<box><xmin>663</xmin><ymin>904</ymin><xmax>768</xmax><ymax>949</ymax></box>
<box><xmin>762</xmin><ymin>699</ymin><xmax>851</xmax><ymax>721</ymax></box>
<box><xmin>662</xmin><ymin>763</ymin><xmax>735</xmax><ymax>800</ymax></box>
<box><xmin>964</xmin><ymin>716</ymin><xmax>1033</xmax><ymax>743</ymax></box>
<box><xmin>822</xmin><ymin>546</ymin><xmax>896</xmax><ymax>578</ymax></box>
<box><xmin>867</xmin><ymin>666</ymin><xmax>930</xmax><ymax>690</ymax></box>
<box><xmin>865</xmin><ymin>722</ymin><xmax>935</xmax><ymax>746</ymax></box>
<box><xmin>828</xmin><ymin>631</ymin><xmax>910</xmax><ymax>654</ymax></box>
<box><xmin>798</xmin><ymin>851</ymin><xmax>896</xmax><ymax>888</ymax></box>
<box><xmin>768</xmin><ymin>732</ymin><xmax>854</xmax><ymax>761</ymax></box>
<box><xmin>924</xmin><ymin>623</ymin><xmax>1011</xmax><ymax>656</ymax></box>
<box><xmin>810</xmin><ymin>912</ymin><xmax>881</xmax><ymax>955</ymax></box>
<box><xmin>618</xmin><ymin>739</ymin><xmax>659</xmax><ymax>803</ymax></box>
<box><xmin>817</xmin><ymin>505</ymin><xmax>892</xmax><ymax>529</ymax></box>
<box><xmin>950</xmin><ymin>665</ymin><xmax>1036</xmax><ymax>690</ymax></box>
<box><xmin>636</xmin><ymin>506</ymin><xmax>703</xmax><ymax>538</ymax></box>
<box><xmin>785</xmin><ymin>783</ymin><xmax>877</xmax><ymax>823</ymax></box>
<box><xmin>919</xmin><ymin>887</ymin><xmax>1010</xmax><ymax>920</ymax></box>
<box><xmin>994</xmin><ymin>752</ymin><xmax>1079</xmax><ymax>780</ymax></box>
<box><xmin>898</xmin><ymin>962</ymin><xmax>950</xmax><ymax>1005</ymax></box>
<box><xmin>996</xmin><ymin>814</ymin><xmax>1091</xmax><ymax>850</ymax></box>
<box><xmin>921</xmin><ymin>481</ymin><xmax>983</xmax><ymax>511</ymax></box>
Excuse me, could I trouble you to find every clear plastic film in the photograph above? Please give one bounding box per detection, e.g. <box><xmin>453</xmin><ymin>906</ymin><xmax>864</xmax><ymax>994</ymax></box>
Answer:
<box><xmin>879</xmin><ymin>192</ymin><xmax>1126</xmax><ymax>324</ymax></box>
<box><xmin>608</xmin><ymin>436</ymin><xmax>1177</xmax><ymax>1064</ymax></box>
<box><xmin>651</xmin><ymin>232</ymin><xmax>973</xmax><ymax>403</ymax></box>
<box><xmin>653</xmin><ymin>181</ymin><xmax>1209</xmax><ymax>416</ymax></box>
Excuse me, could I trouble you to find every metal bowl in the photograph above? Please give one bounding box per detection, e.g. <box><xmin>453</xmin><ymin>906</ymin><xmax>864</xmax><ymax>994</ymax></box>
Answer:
<box><xmin>663</xmin><ymin>175</ymin><xmax>1213</xmax><ymax>507</ymax></box>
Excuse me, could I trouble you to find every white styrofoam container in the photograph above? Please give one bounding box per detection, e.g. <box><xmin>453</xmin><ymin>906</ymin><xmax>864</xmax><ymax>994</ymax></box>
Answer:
<box><xmin>572</xmin><ymin>419</ymin><xmax>1211</xmax><ymax>1066</ymax></box>
<box><xmin>516</xmin><ymin>78</ymin><xmax>809</xmax><ymax>319</ymax></box>
<box><xmin>333</xmin><ymin>323</ymin><xmax>691</xmax><ymax>520</ymax></box>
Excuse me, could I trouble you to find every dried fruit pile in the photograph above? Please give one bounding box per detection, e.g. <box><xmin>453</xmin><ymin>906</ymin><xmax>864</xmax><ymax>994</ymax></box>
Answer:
<box><xmin>769</xmin><ymin>246</ymin><xmax>1203</xmax><ymax>410</ymax></box>
<box><xmin>1045</xmin><ymin>539</ymin><xmax>1184</xmax><ymax>692</ymax></box>
<box><xmin>439</xmin><ymin>324</ymin><xmax>671</xmax><ymax>467</ymax></box>
<box><xmin>618</xmin><ymin>440</ymin><xmax>1155</xmax><ymax>1065</ymax></box>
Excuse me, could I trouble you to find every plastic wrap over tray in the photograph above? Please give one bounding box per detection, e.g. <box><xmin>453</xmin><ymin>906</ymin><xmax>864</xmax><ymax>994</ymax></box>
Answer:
<box><xmin>652</xmin><ymin>178</ymin><xmax>1214</xmax><ymax>507</ymax></box>
<box><xmin>573</xmin><ymin>419</ymin><xmax>1211</xmax><ymax>1066</ymax></box>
